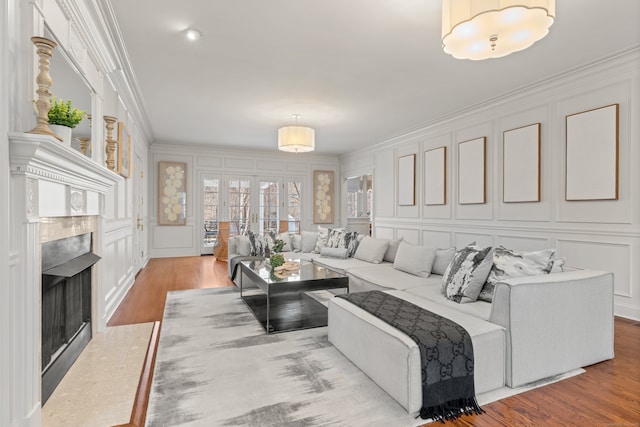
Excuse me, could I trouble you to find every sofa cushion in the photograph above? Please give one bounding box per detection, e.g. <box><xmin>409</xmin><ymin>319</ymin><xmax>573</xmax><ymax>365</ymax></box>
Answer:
<box><xmin>393</xmin><ymin>241</ymin><xmax>436</xmax><ymax>278</ymax></box>
<box><xmin>320</xmin><ymin>247</ymin><xmax>349</xmax><ymax>259</ymax></box>
<box><xmin>354</xmin><ymin>236</ymin><xmax>389</xmax><ymax>264</ymax></box>
<box><xmin>478</xmin><ymin>246</ymin><xmax>555</xmax><ymax>302</ymax></box>
<box><xmin>236</xmin><ymin>236</ymin><xmax>252</xmax><ymax>256</ymax></box>
<box><xmin>326</xmin><ymin>229</ymin><xmax>360</xmax><ymax>257</ymax></box>
<box><xmin>313</xmin><ymin>257</ymin><xmax>382</xmax><ymax>275</ymax></box>
<box><xmin>347</xmin><ymin>264</ymin><xmax>434</xmax><ymax>291</ymax></box>
<box><xmin>291</xmin><ymin>233</ymin><xmax>302</xmax><ymax>251</ymax></box>
<box><xmin>433</xmin><ymin>247</ymin><xmax>456</xmax><ymax>276</ymax></box>
<box><xmin>403</xmin><ymin>281</ymin><xmax>493</xmax><ymax>321</ymax></box>
<box><xmin>300</xmin><ymin>231</ymin><xmax>317</xmax><ymax>253</ymax></box>
<box><xmin>276</xmin><ymin>232</ymin><xmax>292</xmax><ymax>252</ymax></box>
<box><xmin>442</xmin><ymin>244</ymin><xmax>493</xmax><ymax>303</ymax></box>
<box><xmin>247</xmin><ymin>230</ymin><xmax>272</xmax><ymax>256</ymax></box>
<box><xmin>383</xmin><ymin>238</ymin><xmax>403</xmax><ymax>262</ymax></box>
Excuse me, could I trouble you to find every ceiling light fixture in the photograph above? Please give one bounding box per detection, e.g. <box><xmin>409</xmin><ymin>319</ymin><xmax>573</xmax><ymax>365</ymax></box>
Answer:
<box><xmin>278</xmin><ymin>114</ymin><xmax>315</xmax><ymax>153</ymax></box>
<box><xmin>184</xmin><ymin>28</ymin><xmax>201</xmax><ymax>41</ymax></box>
<box><xmin>442</xmin><ymin>0</ymin><xmax>555</xmax><ymax>60</ymax></box>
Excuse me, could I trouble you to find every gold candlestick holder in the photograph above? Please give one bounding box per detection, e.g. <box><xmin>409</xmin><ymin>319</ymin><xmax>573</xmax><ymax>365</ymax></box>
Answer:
<box><xmin>28</xmin><ymin>36</ymin><xmax>62</xmax><ymax>140</ymax></box>
<box><xmin>104</xmin><ymin>115</ymin><xmax>117</xmax><ymax>171</ymax></box>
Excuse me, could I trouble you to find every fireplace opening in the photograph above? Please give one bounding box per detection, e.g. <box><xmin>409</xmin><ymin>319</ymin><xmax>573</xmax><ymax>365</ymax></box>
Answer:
<box><xmin>41</xmin><ymin>233</ymin><xmax>100</xmax><ymax>404</ymax></box>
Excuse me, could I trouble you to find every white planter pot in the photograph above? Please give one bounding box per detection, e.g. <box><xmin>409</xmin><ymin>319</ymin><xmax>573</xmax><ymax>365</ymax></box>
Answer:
<box><xmin>50</xmin><ymin>124</ymin><xmax>72</xmax><ymax>146</ymax></box>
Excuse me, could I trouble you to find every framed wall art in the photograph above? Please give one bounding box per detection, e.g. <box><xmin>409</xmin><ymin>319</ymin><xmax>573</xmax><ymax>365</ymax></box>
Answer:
<box><xmin>424</xmin><ymin>147</ymin><xmax>446</xmax><ymax>205</ymax></box>
<box><xmin>117</xmin><ymin>122</ymin><xmax>131</xmax><ymax>178</ymax></box>
<box><xmin>398</xmin><ymin>154</ymin><xmax>416</xmax><ymax>206</ymax></box>
<box><xmin>458</xmin><ymin>137</ymin><xmax>486</xmax><ymax>204</ymax></box>
<box><xmin>313</xmin><ymin>170</ymin><xmax>334</xmax><ymax>223</ymax></box>
<box><xmin>503</xmin><ymin>123</ymin><xmax>540</xmax><ymax>203</ymax></box>
<box><xmin>158</xmin><ymin>161</ymin><xmax>187</xmax><ymax>225</ymax></box>
<box><xmin>565</xmin><ymin>104</ymin><xmax>618</xmax><ymax>201</ymax></box>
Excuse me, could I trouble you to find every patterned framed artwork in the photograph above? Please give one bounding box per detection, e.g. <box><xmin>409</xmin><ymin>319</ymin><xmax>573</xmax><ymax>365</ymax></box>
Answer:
<box><xmin>313</xmin><ymin>170</ymin><xmax>334</xmax><ymax>223</ymax></box>
<box><xmin>503</xmin><ymin>123</ymin><xmax>540</xmax><ymax>203</ymax></box>
<box><xmin>117</xmin><ymin>122</ymin><xmax>131</xmax><ymax>178</ymax></box>
<box><xmin>398</xmin><ymin>154</ymin><xmax>416</xmax><ymax>206</ymax></box>
<box><xmin>565</xmin><ymin>104</ymin><xmax>618</xmax><ymax>201</ymax></box>
<box><xmin>158</xmin><ymin>161</ymin><xmax>187</xmax><ymax>225</ymax></box>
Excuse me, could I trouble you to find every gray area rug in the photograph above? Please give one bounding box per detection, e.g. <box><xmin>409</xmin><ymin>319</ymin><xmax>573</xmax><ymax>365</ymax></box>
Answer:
<box><xmin>146</xmin><ymin>287</ymin><xmax>583</xmax><ymax>427</ymax></box>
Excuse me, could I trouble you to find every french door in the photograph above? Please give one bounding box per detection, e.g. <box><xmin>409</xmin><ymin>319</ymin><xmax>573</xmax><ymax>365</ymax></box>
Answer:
<box><xmin>200</xmin><ymin>174</ymin><xmax>303</xmax><ymax>254</ymax></box>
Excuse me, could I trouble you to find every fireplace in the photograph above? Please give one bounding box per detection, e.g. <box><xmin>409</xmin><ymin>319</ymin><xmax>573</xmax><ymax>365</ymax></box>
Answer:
<box><xmin>41</xmin><ymin>233</ymin><xmax>100</xmax><ymax>403</ymax></box>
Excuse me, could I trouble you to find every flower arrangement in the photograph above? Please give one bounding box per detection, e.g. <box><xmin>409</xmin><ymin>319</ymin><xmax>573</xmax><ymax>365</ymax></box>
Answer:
<box><xmin>48</xmin><ymin>97</ymin><xmax>87</xmax><ymax>128</ymax></box>
<box><xmin>272</xmin><ymin>239</ymin><xmax>285</xmax><ymax>253</ymax></box>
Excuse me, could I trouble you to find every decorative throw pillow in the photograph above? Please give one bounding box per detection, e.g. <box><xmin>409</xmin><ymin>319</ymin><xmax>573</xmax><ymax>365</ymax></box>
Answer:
<box><xmin>478</xmin><ymin>246</ymin><xmax>555</xmax><ymax>302</ymax></box>
<box><xmin>327</xmin><ymin>228</ymin><xmax>347</xmax><ymax>248</ymax></box>
<box><xmin>237</xmin><ymin>236</ymin><xmax>251</xmax><ymax>256</ymax></box>
<box><xmin>354</xmin><ymin>236</ymin><xmax>389</xmax><ymax>264</ymax></box>
<box><xmin>346</xmin><ymin>233</ymin><xmax>363</xmax><ymax>258</ymax></box>
<box><xmin>383</xmin><ymin>238</ymin><xmax>404</xmax><ymax>262</ymax></box>
<box><xmin>320</xmin><ymin>247</ymin><xmax>349</xmax><ymax>259</ymax></box>
<box><xmin>291</xmin><ymin>234</ymin><xmax>302</xmax><ymax>252</ymax></box>
<box><xmin>276</xmin><ymin>232</ymin><xmax>292</xmax><ymax>252</ymax></box>
<box><xmin>550</xmin><ymin>257</ymin><xmax>565</xmax><ymax>273</ymax></box>
<box><xmin>247</xmin><ymin>230</ymin><xmax>270</xmax><ymax>257</ymax></box>
<box><xmin>313</xmin><ymin>226</ymin><xmax>330</xmax><ymax>253</ymax></box>
<box><xmin>300</xmin><ymin>231</ymin><xmax>317</xmax><ymax>253</ymax></box>
<box><xmin>432</xmin><ymin>247</ymin><xmax>456</xmax><ymax>276</ymax></box>
<box><xmin>393</xmin><ymin>241</ymin><xmax>436</xmax><ymax>278</ymax></box>
<box><xmin>442</xmin><ymin>244</ymin><xmax>493</xmax><ymax>304</ymax></box>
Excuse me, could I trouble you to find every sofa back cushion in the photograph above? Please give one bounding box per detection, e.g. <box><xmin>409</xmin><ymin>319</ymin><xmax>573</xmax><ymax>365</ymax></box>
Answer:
<box><xmin>478</xmin><ymin>246</ymin><xmax>555</xmax><ymax>302</ymax></box>
<box><xmin>237</xmin><ymin>236</ymin><xmax>252</xmax><ymax>256</ymax></box>
<box><xmin>432</xmin><ymin>247</ymin><xmax>456</xmax><ymax>276</ymax></box>
<box><xmin>442</xmin><ymin>244</ymin><xmax>493</xmax><ymax>304</ymax></box>
<box><xmin>276</xmin><ymin>232</ymin><xmax>292</xmax><ymax>252</ymax></box>
<box><xmin>300</xmin><ymin>231</ymin><xmax>318</xmax><ymax>253</ymax></box>
<box><xmin>393</xmin><ymin>241</ymin><xmax>436</xmax><ymax>278</ymax></box>
<box><xmin>320</xmin><ymin>247</ymin><xmax>349</xmax><ymax>259</ymax></box>
<box><xmin>383</xmin><ymin>238</ymin><xmax>403</xmax><ymax>262</ymax></box>
<box><xmin>354</xmin><ymin>236</ymin><xmax>389</xmax><ymax>264</ymax></box>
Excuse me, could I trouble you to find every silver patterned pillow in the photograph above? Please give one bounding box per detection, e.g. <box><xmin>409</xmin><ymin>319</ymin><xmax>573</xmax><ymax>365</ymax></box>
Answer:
<box><xmin>442</xmin><ymin>244</ymin><xmax>493</xmax><ymax>304</ymax></box>
<box><xmin>478</xmin><ymin>246</ymin><xmax>555</xmax><ymax>302</ymax></box>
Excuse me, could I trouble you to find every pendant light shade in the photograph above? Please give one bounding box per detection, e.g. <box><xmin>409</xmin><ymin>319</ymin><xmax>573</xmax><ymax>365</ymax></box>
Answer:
<box><xmin>442</xmin><ymin>0</ymin><xmax>555</xmax><ymax>60</ymax></box>
<box><xmin>278</xmin><ymin>115</ymin><xmax>315</xmax><ymax>153</ymax></box>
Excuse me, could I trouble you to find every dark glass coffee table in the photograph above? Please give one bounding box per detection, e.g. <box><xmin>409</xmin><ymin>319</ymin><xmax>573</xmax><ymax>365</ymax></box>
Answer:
<box><xmin>239</xmin><ymin>259</ymin><xmax>349</xmax><ymax>334</ymax></box>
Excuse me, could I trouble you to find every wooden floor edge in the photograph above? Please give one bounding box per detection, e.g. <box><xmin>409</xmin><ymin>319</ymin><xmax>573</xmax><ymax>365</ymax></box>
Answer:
<box><xmin>114</xmin><ymin>321</ymin><xmax>161</xmax><ymax>427</ymax></box>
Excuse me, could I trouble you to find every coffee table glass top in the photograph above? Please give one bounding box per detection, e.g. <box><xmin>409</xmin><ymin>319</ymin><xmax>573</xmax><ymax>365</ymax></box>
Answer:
<box><xmin>241</xmin><ymin>258</ymin><xmax>344</xmax><ymax>285</ymax></box>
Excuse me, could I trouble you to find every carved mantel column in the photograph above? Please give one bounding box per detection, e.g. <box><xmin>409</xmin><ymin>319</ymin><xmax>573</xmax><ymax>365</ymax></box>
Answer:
<box><xmin>103</xmin><ymin>116</ymin><xmax>117</xmax><ymax>171</ymax></box>
<box><xmin>28</xmin><ymin>37</ymin><xmax>61</xmax><ymax>141</ymax></box>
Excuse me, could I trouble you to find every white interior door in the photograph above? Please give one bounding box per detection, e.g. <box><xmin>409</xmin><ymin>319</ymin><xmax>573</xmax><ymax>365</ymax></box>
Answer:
<box><xmin>133</xmin><ymin>152</ymin><xmax>145</xmax><ymax>266</ymax></box>
<box><xmin>200</xmin><ymin>173</ymin><xmax>221</xmax><ymax>254</ymax></box>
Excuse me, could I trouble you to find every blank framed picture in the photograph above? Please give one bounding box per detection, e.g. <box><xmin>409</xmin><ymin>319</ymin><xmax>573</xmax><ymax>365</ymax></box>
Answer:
<box><xmin>503</xmin><ymin>123</ymin><xmax>540</xmax><ymax>203</ymax></box>
<box><xmin>398</xmin><ymin>154</ymin><xmax>415</xmax><ymax>206</ymax></box>
<box><xmin>424</xmin><ymin>147</ymin><xmax>446</xmax><ymax>205</ymax></box>
<box><xmin>458</xmin><ymin>137</ymin><xmax>486</xmax><ymax>205</ymax></box>
<box><xmin>566</xmin><ymin>104</ymin><xmax>619</xmax><ymax>201</ymax></box>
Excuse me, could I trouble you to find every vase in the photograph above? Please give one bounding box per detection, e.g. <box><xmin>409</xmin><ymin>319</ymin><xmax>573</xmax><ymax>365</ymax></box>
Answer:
<box><xmin>50</xmin><ymin>124</ymin><xmax>72</xmax><ymax>146</ymax></box>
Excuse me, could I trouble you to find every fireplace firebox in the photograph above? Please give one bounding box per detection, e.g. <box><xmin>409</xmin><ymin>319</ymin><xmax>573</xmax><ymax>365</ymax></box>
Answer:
<box><xmin>41</xmin><ymin>233</ymin><xmax>100</xmax><ymax>403</ymax></box>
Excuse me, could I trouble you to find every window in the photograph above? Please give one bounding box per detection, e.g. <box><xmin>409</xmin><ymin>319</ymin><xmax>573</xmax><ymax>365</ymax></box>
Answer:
<box><xmin>287</xmin><ymin>180</ymin><xmax>302</xmax><ymax>232</ymax></box>
<box><xmin>228</xmin><ymin>179</ymin><xmax>251</xmax><ymax>235</ymax></box>
<box><xmin>202</xmin><ymin>178</ymin><xmax>219</xmax><ymax>247</ymax></box>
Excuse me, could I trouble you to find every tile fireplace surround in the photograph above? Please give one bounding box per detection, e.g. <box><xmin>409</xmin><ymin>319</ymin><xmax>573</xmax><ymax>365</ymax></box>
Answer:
<box><xmin>8</xmin><ymin>132</ymin><xmax>121</xmax><ymax>424</ymax></box>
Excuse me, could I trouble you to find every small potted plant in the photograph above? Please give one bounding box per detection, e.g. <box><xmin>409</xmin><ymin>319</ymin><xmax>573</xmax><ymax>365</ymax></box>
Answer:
<box><xmin>48</xmin><ymin>97</ymin><xmax>87</xmax><ymax>145</ymax></box>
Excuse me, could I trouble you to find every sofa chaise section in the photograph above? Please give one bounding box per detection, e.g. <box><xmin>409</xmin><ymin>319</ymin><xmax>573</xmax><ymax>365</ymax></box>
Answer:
<box><xmin>328</xmin><ymin>291</ymin><xmax>506</xmax><ymax>414</ymax></box>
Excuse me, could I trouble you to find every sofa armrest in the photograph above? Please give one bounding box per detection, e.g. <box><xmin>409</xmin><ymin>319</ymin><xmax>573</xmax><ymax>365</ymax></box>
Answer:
<box><xmin>489</xmin><ymin>270</ymin><xmax>614</xmax><ymax>387</ymax></box>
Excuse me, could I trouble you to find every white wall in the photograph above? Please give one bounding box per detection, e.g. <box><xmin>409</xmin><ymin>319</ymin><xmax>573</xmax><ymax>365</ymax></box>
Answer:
<box><xmin>149</xmin><ymin>143</ymin><xmax>341</xmax><ymax>257</ymax></box>
<box><xmin>341</xmin><ymin>50</ymin><xmax>640</xmax><ymax>320</ymax></box>
<box><xmin>2</xmin><ymin>1</ymin><xmax>150</xmax><ymax>425</ymax></box>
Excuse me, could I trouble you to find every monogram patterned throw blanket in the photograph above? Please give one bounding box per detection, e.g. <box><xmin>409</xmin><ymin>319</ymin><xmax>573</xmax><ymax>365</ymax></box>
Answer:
<box><xmin>337</xmin><ymin>291</ymin><xmax>483</xmax><ymax>422</ymax></box>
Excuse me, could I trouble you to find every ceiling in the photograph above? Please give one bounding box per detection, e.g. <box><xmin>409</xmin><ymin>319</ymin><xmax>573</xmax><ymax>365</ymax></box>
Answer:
<box><xmin>108</xmin><ymin>0</ymin><xmax>640</xmax><ymax>155</ymax></box>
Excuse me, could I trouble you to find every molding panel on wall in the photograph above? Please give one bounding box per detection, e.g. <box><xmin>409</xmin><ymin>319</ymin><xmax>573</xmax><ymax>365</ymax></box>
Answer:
<box><xmin>346</xmin><ymin>51</ymin><xmax>640</xmax><ymax>319</ymax></box>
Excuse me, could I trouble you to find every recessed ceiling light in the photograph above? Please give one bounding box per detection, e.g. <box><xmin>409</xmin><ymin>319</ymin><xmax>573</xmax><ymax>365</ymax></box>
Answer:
<box><xmin>185</xmin><ymin>28</ymin><xmax>201</xmax><ymax>41</ymax></box>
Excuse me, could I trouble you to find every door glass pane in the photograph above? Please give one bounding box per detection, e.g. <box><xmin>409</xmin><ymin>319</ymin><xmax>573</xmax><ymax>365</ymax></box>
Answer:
<box><xmin>259</xmin><ymin>180</ymin><xmax>279</xmax><ymax>234</ymax></box>
<box><xmin>203</xmin><ymin>178</ymin><xmax>219</xmax><ymax>247</ymax></box>
<box><xmin>287</xmin><ymin>180</ymin><xmax>302</xmax><ymax>232</ymax></box>
<box><xmin>229</xmin><ymin>179</ymin><xmax>251</xmax><ymax>234</ymax></box>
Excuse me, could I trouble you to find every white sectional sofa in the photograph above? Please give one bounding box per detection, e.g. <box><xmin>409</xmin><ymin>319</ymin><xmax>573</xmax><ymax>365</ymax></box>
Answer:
<box><xmin>227</xmin><ymin>232</ymin><xmax>615</xmax><ymax>415</ymax></box>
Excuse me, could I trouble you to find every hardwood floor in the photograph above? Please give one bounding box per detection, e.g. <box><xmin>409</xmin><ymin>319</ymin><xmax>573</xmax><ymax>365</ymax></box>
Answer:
<box><xmin>111</xmin><ymin>256</ymin><xmax>640</xmax><ymax>426</ymax></box>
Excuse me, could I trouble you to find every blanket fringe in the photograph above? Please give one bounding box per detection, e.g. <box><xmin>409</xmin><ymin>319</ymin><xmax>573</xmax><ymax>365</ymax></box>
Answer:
<box><xmin>417</xmin><ymin>397</ymin><xmax>484</xmax><ymax>423</ymax></box>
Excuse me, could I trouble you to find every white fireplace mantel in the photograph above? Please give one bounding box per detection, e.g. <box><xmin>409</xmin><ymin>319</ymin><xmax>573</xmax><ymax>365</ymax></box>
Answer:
<box><xmin>8</xmin><ymin>132</ymin><xmax>121</xmax><ymax>426</ymax></box>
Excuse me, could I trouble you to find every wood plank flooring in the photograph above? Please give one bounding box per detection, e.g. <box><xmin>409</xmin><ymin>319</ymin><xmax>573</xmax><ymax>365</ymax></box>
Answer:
<box><xmin>111</xmin><ymin>256</ymin><xmax>640</xmax><ymax>426</ymax></box>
